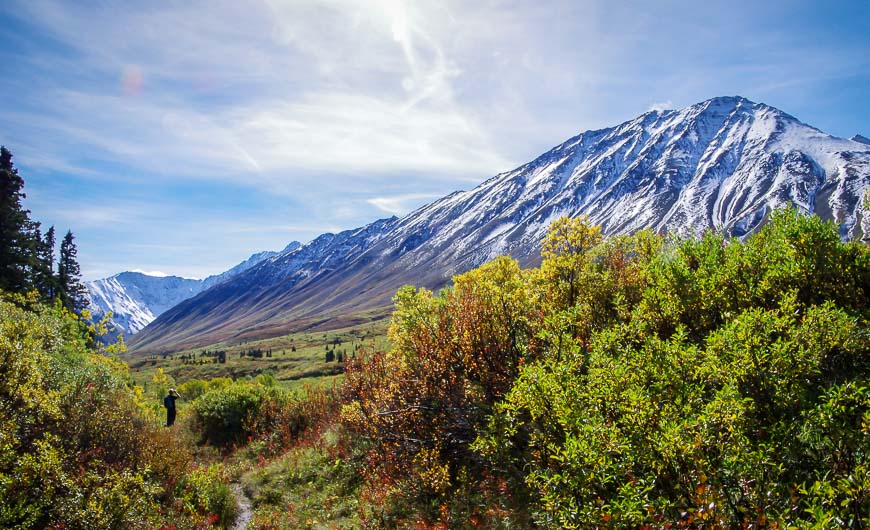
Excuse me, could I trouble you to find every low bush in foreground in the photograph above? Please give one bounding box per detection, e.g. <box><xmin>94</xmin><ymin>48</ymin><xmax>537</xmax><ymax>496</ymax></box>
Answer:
<box><xmin>191</xmin><ymin>375</ymin><xmax>337</xmax><ymax>452</ymax></box>
<box><xmin>0</xmin><ymin>295</ymin><xmax>236</xmax><ymax>529</ymax></box>
<box><xmin>342</xmin><ymin>210</ymin><xmax>869</xmax><ymax>528</ymax></box>
<box><xmin>243</xmin><ymin>427</ymin><xmax>362</xmax><ymax>529</ymax></box>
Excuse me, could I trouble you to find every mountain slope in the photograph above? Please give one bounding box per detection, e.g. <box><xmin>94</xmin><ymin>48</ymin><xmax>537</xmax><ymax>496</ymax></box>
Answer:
<box><xmin>87</xmin><ymin>273</ymin><xmax>202</xmax><ymax>334</ymax></box>
<box><xmin>88</xmin><ymin>241</ymin><xmax>300</xmax><ymax>334</ymax></box>
<box><xmin>130</xmin><ymin>96</ymin><xmax>870</xmax><ymax>354</ymax></box>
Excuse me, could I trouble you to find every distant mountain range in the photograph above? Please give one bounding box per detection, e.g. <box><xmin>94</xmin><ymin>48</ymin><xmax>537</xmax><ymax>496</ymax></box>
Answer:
<box><xmin>87</xmin><ymin>242</ymin><xmax>301</xmax><ymax>334</ymax></box>
<box><xmin>123</xmin><ymin>96</ymin><xmax>869</xmax><ymax>354</ymax></box>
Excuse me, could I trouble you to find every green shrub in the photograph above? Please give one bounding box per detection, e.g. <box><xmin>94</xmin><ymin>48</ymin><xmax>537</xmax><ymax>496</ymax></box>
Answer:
<box><xmin>178</xmin><ymin>378</ymin><xmax>209</xmax><ymax>401</ymax></box>
<box><xmin>192</xmin><ymin>381</ymin><xmax>281</xmax><ymax>447</ymax></box>
<box><xmin>0</xmin><ymin>295</ymin><xmax>197</xmax><ymax>529</ymax></box>
<box><xmin>475</xmin><ymin>210</ymin><xmax>869</xmax><ymax>528</ymax></box>
<box><xmin>344</xmin><ymin>209</ymin><xmax>869</xmax><ymax>528</ymax></box>
<box><xmin>244</xmin><ymin>429</ymin><xmax>362</xmax><ymax>530</ymax></box>
<box><xmin>175</xmin><ymin>463</ymin><xmax>238</xmax><ymax>528</ymax></box>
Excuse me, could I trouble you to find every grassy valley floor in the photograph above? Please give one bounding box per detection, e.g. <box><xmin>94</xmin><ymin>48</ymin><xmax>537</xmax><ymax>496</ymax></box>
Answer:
<box><xmin>127</xmin><ymin>319</ymin><xmax>390</xmax><ymax>393</ymax></box>
<box><xmin>119</xmin><ymin>320</ymin><xmax>390</xmax><ymax>528</ymax></box>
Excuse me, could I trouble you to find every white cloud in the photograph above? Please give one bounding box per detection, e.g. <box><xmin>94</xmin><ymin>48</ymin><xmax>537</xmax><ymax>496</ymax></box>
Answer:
<box><xmin>8</xmin><ymin>0</ymin><xmax>518</xmax><ymax>192</ymax></box>
<box><xmin>130</xmin><ymin>269</ymin><xmax>170</xmax><ymax>277</ymax></box>
<box><xmin>234</xmin><ymin>93</ymin><xmax>512</xmax><ymax>178</ymax></box>
<box><xmin>367</xmin><ymin>193</ymin><xmax>443</xmax><ymax>215</ymax></box>
<box><xmin>648</xmin><ymin>100</ymin><xmax>674</xmax><ymax>112</ymax></box>
<box><xmin>38</xmin><ymin>204</ymin><xmax>132</xmax><ymax>228</ymax></box>
<box><xmin>4</xmin><ymin>0</ymin><xmax>868</xmax><ymax>280</ymax></box>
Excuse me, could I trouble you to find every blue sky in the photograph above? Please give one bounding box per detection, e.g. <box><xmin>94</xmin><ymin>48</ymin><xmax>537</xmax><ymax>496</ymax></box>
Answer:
<box><xmin>1</xmin><ymin>0</ymin><xmax>868</xmax><ymax>280</ymax></box>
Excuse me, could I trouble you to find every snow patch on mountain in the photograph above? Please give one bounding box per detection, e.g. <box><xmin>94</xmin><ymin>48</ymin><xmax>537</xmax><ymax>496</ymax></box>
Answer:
<box><xmin>87</xmin><ymin>244</ymin><xmax>300</xmax><ymax>335</ymax></box>
<box><xmin>129</xmin><ymin>96</ymin><xmax>870</xmax><ymax>354</ymax></box>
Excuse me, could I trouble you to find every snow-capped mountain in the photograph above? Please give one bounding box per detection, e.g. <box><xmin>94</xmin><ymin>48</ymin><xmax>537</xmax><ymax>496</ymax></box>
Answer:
<box><xmin>88</xmin><ymin>241</ymin><xmax>300</xmax><ymax>335</ymax></box>
<box><xmin>129</xmin><ymin>96</ymin><xmax>870</xmax><ymax>354</ymax></box>
<box><xmin>88</xmin><ymin>273</ymin><xmax>202</xmax><ymax>334</ymax></box>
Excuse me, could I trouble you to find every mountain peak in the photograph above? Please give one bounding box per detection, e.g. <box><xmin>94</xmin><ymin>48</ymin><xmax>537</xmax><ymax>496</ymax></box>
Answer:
<box><xmin>281</xmin><ymin>241</ymin><xmax>302</xmax><ymax>253</ymax></box>
<box><xmin>851</xmin><ymin>134</ymin><xmax>870</xmax><ymax>145</ymax></box>
<box><xmin>88</xmin><ymin>245</ymin><xmax>288</xmax><ymax>335</ymax></box>
<box><xmin>695</xmin><ymin>95</ymin><xmax>772</xmax><ymax>119</ymax></box>
<box><xmin>703</xmin><ymin>95</ymin><xmax>753</xmax><ymax>106</ymax></box>
<box><xmin>130</xmin><ymin>96</ymin><xmax>870</xmax><ymax>354</ymax></box>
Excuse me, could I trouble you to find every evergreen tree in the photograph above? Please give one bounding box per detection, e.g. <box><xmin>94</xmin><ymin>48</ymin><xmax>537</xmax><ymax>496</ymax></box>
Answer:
<box><xmin>33</xmin><ymin>224</ymin><xmax>58</xmax><ymax>300</ymax></box>
<box><xmin>58</xmin><ymin>230</ymin><xmax>88</xmax><ymax>311</ymax></box>
<box><xmin>42</xmin><ymin>225</ymin><xmax>56</xmax><ymax>297</ymax></box>
<box><xmin>0</xmin><ymin>146</ymin><xmax>38</xmax><ymax>294</ymax></box>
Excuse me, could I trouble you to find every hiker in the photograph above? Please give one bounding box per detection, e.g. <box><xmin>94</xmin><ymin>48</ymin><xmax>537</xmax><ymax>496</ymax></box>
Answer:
<box><xmin>163</xmin><ymin>388</ymin><xmax>182</xmax><ymax>427</ymax></box>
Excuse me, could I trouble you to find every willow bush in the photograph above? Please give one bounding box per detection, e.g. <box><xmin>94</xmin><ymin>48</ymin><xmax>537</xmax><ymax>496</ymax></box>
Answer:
<box><xmin>343</xmin><ymin>210</ymin><xmax>869</xmax><ymax>528</ymax></box>
<box><xmin>0</xmin><ymin>294</ymin><xmax>232</xmax><ymax>529</ymax></box>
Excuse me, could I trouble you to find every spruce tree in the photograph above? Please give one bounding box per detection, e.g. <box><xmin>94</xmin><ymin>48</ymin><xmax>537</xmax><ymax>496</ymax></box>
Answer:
<box><xmin>30</xmin><ymin>223</ymin><xmax>58</xmax><ymax>301</ymax></box>
<box><xmin>0</xmin><ymin>146</ymin><xmax>38</xmax><ymax>294</ymax></box>
<box><xmin>38</xmin><ymin>225</ymin><xmax>57</xmax><ymax>299</ymax></box>
<box><xmin>58</xmin><ymin>230</ymin><xmax>88</xmax><ymax>311</ymax></box>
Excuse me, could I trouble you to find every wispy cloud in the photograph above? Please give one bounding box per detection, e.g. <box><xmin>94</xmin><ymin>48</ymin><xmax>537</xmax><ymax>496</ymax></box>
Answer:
<box><xmin>37</xmin><ymin>204</ymin><xmax>133</xmax><ymax>229</ymax></box>
<box><xmin>648</xmin><ymin>100</ymin><xmax>673</xmax><ymax>112</ymax></box>
<box><xmin>129</xmin><ymin>269</ymin><xmax>170</xmax><ymax>277</ymax></box>
<box><xmin>2</xmin><ymin>0</ymin><xmax>868</xmax><ymax>279</ymax></box>
<box><xmin>367</xmin><ymin>193</ymin><xmax>443</xmax><ymax>215</ymax></box>
<box><xmin>6</xmin><ymin>0</ymin><xmax>517</xmax><ymax>190</ymax></box>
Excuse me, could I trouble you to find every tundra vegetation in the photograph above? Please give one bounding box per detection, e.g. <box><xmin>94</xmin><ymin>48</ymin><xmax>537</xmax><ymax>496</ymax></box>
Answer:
<box><xmin>340</xmin><ymin>209</ymin><xmax>868</xmax><ymax>529</ymax></box>
<box><xmin>1</xmin><ymin>205</ymin><xmax>867</xmax><ymax>528</ymax></box>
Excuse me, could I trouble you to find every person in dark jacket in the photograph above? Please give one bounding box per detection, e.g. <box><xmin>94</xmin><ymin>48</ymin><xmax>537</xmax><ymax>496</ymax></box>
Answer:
<box><xmin>163</xmin><ymin>388</ymin><xmax>181</xmax><ymax>427</ymax></box>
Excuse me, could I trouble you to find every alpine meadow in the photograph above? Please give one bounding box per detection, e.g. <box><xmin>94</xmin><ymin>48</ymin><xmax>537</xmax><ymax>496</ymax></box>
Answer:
<box><xmin>2</xmin><ymin>1</ymin><xmax>870</xmax><ymax>528</ymax></box>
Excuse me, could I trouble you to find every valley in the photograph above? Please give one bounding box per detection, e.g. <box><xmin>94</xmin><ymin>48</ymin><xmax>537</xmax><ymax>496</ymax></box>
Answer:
<box><xmin>127</xmin><ymin>318</ymin><xmax>390</xmax><ymax>393</ymax></box>
<box><xmin>92</xmin><ymin>96</ymin><xmax>869</xmax><ymax>360</ymax></box>
<box><xmin>4</xmin><ymin>2</ymin><xmax>869</xmax><ymax>527</ymax></box>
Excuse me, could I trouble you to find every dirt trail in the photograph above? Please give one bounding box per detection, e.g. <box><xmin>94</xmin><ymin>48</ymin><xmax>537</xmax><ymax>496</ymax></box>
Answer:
<box><xmin>232</xmin><ymin>483</ymin><xmax>253</xmax><ymax>530</ymax></box>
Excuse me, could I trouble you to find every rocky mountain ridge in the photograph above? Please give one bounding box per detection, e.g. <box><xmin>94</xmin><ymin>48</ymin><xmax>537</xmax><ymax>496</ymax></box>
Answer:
<box><xmin>128</xmin><ymin>96</ymin><xmax>870</xmax><ymax>354</ymax></box>
<box><xmin>87</xmin><ymin>241</ymin><xmax>301</xmax><ymax>334</ymax></box>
